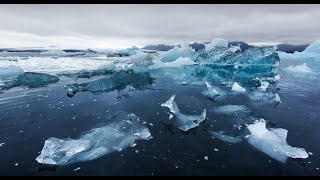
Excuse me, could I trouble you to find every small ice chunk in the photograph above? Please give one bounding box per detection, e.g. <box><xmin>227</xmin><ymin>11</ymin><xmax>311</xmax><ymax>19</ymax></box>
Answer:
<box><xmin>285</xmin><ymin>63</ymin><xmax>312</xmax><ymax>73</ymax></box>
<box><xmin>161</xmin><ymin>95</ymin><xmax>206</xmax><ymax>131</ymax></box>
<box><xmin>15</xmin><ymin>163</ymin><xmax>18</xmax><ymax>166</ymax></box>
<box><xmin>74</xmin><ymin>167</ymin><xmax>81</xmax><ymax>172</ymax></box>
<box><xmin>214</xmin><ymin>148</ymin><xmax>219</xmax><ymax>152</ymax></box>
<box><xmin>246</xmin><ymin>119</ymin><xmax>309</xmax><ymax>163</ymax></box>
<box><xmin>308</xmin><ymin>152</ymin><xmax>313</xmax><ymax>156</ymax></box>
<box><xmin>135</xmin><ymin>150</ymin><xmax>139</xmax><ymax>153</ymax></box>
<box><xmin>259</xmin><ymin>81</ymin><xmax>269</xmax><ymax>91</ymax></box>
<box><xmin>201</xmin><ymin>82</ymin><xmax>225</xmax><ymax>100</ymax></box>
<box><xmin>231</xmin><ymin>82</ymin><xmax>246</xmax><ymax>92</ymax></box>
<box><xmin>275</xmin><ymin>93</ymin><xmax>282</xmax><ymax>103</ymax></box>
<box><xmin>130</xmin><ymin>143</ymin><xmax>137</xmax><ymax>147</ymax></box>
<box><xmin>169</xmin><ymin>114</ymin><xmax>174</xmax><ymax>120</ymax></box>
<box><xmin>204</xmin><ymin>156</ymin><xmax>208</xmax><ymax>160</ymax></box>
<box><xmin>0</xmin><ymin>143</ymin><xmax>4</xmax><ymax>147</ymax></box>
<box><xmin>149</xmin><ymin>123</ymin><xmax>154</xmax><ymax>126</ymax></box>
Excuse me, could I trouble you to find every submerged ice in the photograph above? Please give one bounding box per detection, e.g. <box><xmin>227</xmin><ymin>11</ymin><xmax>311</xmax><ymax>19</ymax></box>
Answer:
<box><xmin>285</xmin><ymin>63</ymin><xmax>312</xmax><ymax>73</ymax></box>
<box><xmin>161</xmin><ymin>95</ymin><xmax>206</xmax><ymax>131</ymax></box>
<box><xmin>36</xmin><ymin>112</ymin><xmax>152</xmax><ymax>165</ymax></box>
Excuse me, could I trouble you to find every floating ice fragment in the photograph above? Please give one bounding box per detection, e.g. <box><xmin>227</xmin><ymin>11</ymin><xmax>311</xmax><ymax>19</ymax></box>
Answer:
<box><xmin>0</xmin><ymin>143</ymin><xmax>5</xmax><ymax>147</ymax></box>
<box><xmin>74</xmin><ymin>167</ymin><xmax>81</xmax><ymax>172</ymax></box>
<box><xmin>161</xmin><ymin>95</ymin><xmax>206</xmax><ymax>131</ymax></box>
<box><xmin>231</xmin><ymin>82</ymin><xmax>246</xmax><ymax>92</ymax></box>
<box><xmin>285</xmin><ymin>63</ymin><xmax>312</xmax><ymax>73</ymax></box>
<box><xmin>36</xmin><ymin>112</ymin><xmax>152</xmax><ymax>165</ymax></box>
<box><xmin>204</xmin><ymin>156</ymin><xmax>208</xmax><ymax>160</ymax></box>
<box><xmin>0</xmin><ymin>65</ymin><xmax>24</xmax><ymax>80</ymax></box>
<box><xmin>246</xmin><ymin>119</ymin><xmax>309</xmax><ymax>163</ymax></box>
<box><xmin>214</xmin><ymin>148</ymin><xmax>219</xmax><ymax>152</ymax></box>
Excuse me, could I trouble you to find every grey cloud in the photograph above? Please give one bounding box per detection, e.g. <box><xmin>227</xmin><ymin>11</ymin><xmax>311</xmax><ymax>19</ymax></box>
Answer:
<box><xmin>0</xmin><ymin>4</ymin><xmax>319</xmax><ymax>48</ymax></box>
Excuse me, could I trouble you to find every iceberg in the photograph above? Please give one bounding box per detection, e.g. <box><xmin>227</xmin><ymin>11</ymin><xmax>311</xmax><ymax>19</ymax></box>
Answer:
<box><xmin>0</xmin><ymin>72</ymin><xmax>59</xmax><ymax>90</ymax></box>
<box><xmin>231</xmin><ymin>82</ymin><xmax>246</xmax><ymax>92</ymax></box>
<box><xmin>65</xmin><ymin>70</ymin><xmax>153</xmax><ymax>97</ymax></box>
<box><xmin>246</xmin><ymin>119</ymin><xmax>309</xmax><ymax>163</ymax></box>
<box><xmin>36</xmin><ymin>112</ymin><xmax>152</xmax><ymax>165</ymax></box>
<box><xmin>213</xmin><ymin>105</ymin><xmax>249</xmax><ymax>115</ymax></box>
<box><xmin>278</xmin><ymin>40</ymin><xmax>320</xmax><ymax>60</ymax></box>
<box><xmin>0</xmin><ymin>65</ymin><xmax>24</xmax><ymax>80</ymax></box>
<box><xmin>205</xmin><ymin>38</ymin><xmax>229</xmax><ymax>52</ymax></box>
<box><xmin>161</xmin><ymin>95</ymin><xmax>206</xmax><ymax>131</ymax></box>
<box><xmin>285</xmin><ymin>63</ymin><xmax>312</xmax><ymax>73</ymax></box>
<box><xmin>159</xmin><ymin>43</ymin><xmax>196</xmax><ymax>62</ymax></box>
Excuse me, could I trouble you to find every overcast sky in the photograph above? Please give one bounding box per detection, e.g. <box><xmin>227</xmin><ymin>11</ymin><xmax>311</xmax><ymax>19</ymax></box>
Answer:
<box><xmin>0</xmin><ymin>4</ymin><xmax>319</xmax><ymax>49</ymax></box>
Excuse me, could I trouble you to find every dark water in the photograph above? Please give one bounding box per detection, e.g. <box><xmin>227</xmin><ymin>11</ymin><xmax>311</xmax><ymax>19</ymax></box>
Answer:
<box><xmin>0</xmin><ymin>59</ymin><xmax>319</xmax><ymax>176</ymax></box>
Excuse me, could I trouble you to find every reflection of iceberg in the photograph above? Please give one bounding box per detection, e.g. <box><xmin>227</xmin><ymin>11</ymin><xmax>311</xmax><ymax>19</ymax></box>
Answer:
<box><xmin>161</xmin><ymin>95</ymin><xmax>206</xmax><ymax>131</ymax></box>
<box><xmin>36</xmin><ymin>112</ymin><xmax>152</xmax><ymax>165</ymax></box>
<box><xmin>214</xmin><ymin>105</ymin><xmax>249</xmax><ymax>115</ymax></box>
<box><xmin>209</xmin><ymin>131</ymin><xmax>242</xmax><ymax>143</ymax></box>
<box><xmin>278</xmin><ymin>40</ymin><xmax>320</xmax><ymax>60</ymax></box>
<box><xmin>0</xmin><ymin>65</ymin><xmax>24</xmax><ymax>80</ymax></box>
<box><xmin>65</xmin><ymin>70</ymin><xmax>153</xmax><ymax>97</ymax></box>
<box><xmin>0</xmin><ymin>72</ymin><xmax>59</xmax><ymax>90</ymax></box>
<box><xmin>285</xmin><ymin>63</ymin><xmax>312</xmax><ymax>73</ymax></box>
<box><xmin>246</xmin><ymin>119</ymin><xmax>308</xmax><ymax>163</ymax></box>
<box><xmin>201</xmin><ymin>82</ymin><xmax>226</xmax><ymax>100</ymax></box>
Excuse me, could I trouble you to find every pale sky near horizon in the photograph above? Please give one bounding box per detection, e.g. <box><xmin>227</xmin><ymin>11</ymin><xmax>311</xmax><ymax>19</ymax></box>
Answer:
<box><xmin>0</xmin><ymin>4</ymin><xmax>319</xmax><ymax>49</ymax></box>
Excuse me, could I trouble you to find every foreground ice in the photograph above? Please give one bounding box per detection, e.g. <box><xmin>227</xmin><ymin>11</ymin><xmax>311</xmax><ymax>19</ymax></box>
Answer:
<box><xmin>0</xmin><ymin>72</ymin><xmax>59</xmax><ymax>90</ymax></box>
<box><xmin>36</xmin><ymin>112</ymin><xmax>152</xmax><ymax>165</ymax></box>
<box><xmin>247</xmin><ymin>119</ymin><xmax>309</xmax><ymax>163</ymax></box>
<box><xmin>278</xmin><ymin>40</ymin><xmax>320</xmax><ymax>60</ymax></box>
<box><xmin>213</xmin><ymin>105</ymin><xmax>249</xmax><ymax>115</ymax></box>
<box><xmin>65</xmin><ymin>70</ymin><xmax>153</xmax><ymax>97</ymax></box>
<box><xmin>285</xmin><ymin>63</ymin><xmax>312</xmax><ymax>73</ymax></box>
<box><xmin>161</xmin><ymin>95</ymin><xmax>206</xmax><ymax>131</ymax></box>
<box><xmin>0</xmin><ymin>65</ymin><xmax>24</xmax><ymax>80</ymax></box>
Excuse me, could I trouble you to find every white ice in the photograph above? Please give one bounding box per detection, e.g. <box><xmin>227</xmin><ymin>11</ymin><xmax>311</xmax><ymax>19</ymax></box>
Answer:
<box><xmin>36</xmin><ymin>112</ymin><xmax>152</xmax><ymax>165</ymax></box>
<box><xmin>205</xmin><ymin>38</ymin><xmax>228</xmax><ymax>52</ymax></box>
<box><xmin>158</xmin><ymin>43</ymin><xmax>195</xmax><ymax>62</ymax></box>
<box><xmin>149</xmin><ymin>57</ymin><xmax>196</xmax><ymax>69</ymax></box>
<box><xmin>161</xmin><ymin>95</ymin><xmax>206</xmax><ymax>132</ymax></box>
<box><xmin>246</xmin><ymin>119</ymin><xmax>309</xmax><ymax>163</ymax></box>
<box><xmin>285</xmin><ymin>63</ymin><xmax>312</xmax><ymax>73</ymax></box>
<box><xmin>231</xmin><ymin>82</ymin><xmax>246</xmax><ymax>92</ymax></box>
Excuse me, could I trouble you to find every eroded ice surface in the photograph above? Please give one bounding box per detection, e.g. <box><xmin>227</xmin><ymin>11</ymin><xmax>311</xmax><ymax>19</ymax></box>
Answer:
<box><xmin>246</xmin><ymin>119</ymin><xmax>309</xmax><ymax>163</ymax></box>
<box><xmin>161</xmin><ymin>95</ymin><xmax>206</xmax><ymax>131</ymax></box>
<box><xmin>36</xmin><ymin>112</ymin><xmax>152</xmax><ymax>165</ymax></box>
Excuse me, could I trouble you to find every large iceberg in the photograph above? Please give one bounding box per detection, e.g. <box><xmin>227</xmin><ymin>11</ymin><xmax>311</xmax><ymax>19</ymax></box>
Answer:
<box><xmin>36</xmin><ymin>112</ymin><xmax>152</xmax><ymax>165</ymax></box>
<box><xmin>205</xmin><ymin>38</ymin><xmax>229</xmax><ymax>52</ymax></box>
<box><xmin>246</xmin><ymin>119</ymin><xmax>309</xmax><ymax>163</ymax></box>
<box><xmin>0</xmin><ymin>72</ymin><xmax>59</xmax><ymax>90</ymax></box>
<box><xmin>278</xmin><ymin>40</ymin><xmax>320</xmax><ymax>60</ymax></box>
<box><xmin>65</xmin><ymin>70</ymin><xmax>153</xmax><ymax>97</ymax></box>
<box><xmin>161</xmin><ymin>95</ymin><xmax>206</xmax><ymax>132</ymax></box>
